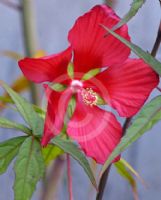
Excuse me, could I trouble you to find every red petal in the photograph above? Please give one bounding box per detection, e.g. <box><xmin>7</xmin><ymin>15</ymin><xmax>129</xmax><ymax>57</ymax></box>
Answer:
<box><xmin>41</xmin><ymin>86</ymin><xmax>72</xmax><ymax>146</ymax></box>
<box><xmin>94</xmin><ymin>59</ymin><xmax>159</xmax><ymax>117</ymax></box>
<box><xmin>68</xmin><ymin>5</ymin><xmax>130</xmax><ymax>74</ymax></box>
<box><xmin>18</xmin><ymin>47</ymin><xmax>72</xmax><ymax>83</ymax></box>
<box><xmin>67</xmin><ymin>94</ymin><xmax>122</xmax><ymax>164</ymax></box>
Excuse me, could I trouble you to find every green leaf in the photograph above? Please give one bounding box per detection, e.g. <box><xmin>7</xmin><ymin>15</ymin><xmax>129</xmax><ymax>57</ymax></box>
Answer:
<box><xmin>115</xmin><ymin>160</ymin><xmax>139</xmax><ymax>200</ymax></box>
<box><xmin>67</xmin><ymin>96</ymin><xmax>76</xmax><ymax>118</ymax></box>
<box><xmin>101</xmin><ymin>96</ymin><xmax>161</xmax><ymax>176</ymax></box>
<box><xmin>111</xmin><ymin>0</ymin><xmax>145</xmax><ymax>31</ymax></box>
<box><xmin>0</xmin><ymin>117</ymin><xmax>31</xmax><ymax>135</ymax></box>
<box><xmin>50</xmin><ymin>83</ymin><xmax>67</xmax><ymax>91</ymax></box>
<box><xmin>42</xmin><ymin>144</ymin><xmax>64</xmax><ymax>165</ymax></box>
<box><xmin>52</xmin><ymin>136</ymin><xmax>97</xmax><ymax>189</ymax></box>
<box><xmin>82</xmin><ymin>68</ymin><xmax>100</xmax><ymax>80</ymax></box>
<box><xmin>120</xmin><ymin>158</ymin><xmax>146</xmax><ymax>185</ymax></box>
<box><xmin>97</xmin><ymin>94</ymin><xmax>106</xmax><ymax>105</ymax></box>
<box><xmin>0</xmin><ymin>96</ymin><xmax>13</xmax><ymax>104</ymax></box>
<box><xmin>67</xmin><ymin>62</ymin><xmax>74</xmax><ymax>79</ymax></box>
<box><xmin>0</xmin><ymin>51</ymin><xmax>23</xmax><ymax>60</ymax></box>
<box><xmin>0</xmin><ymin>81</ymin><xmax>44</xmax><ymax>136</ymax></box>
<box><xmin>14</xmin><ymin>137</ymin><xmax>45</xmax><ymax>200</ymax></box>
<box><xmin>0</xmin><ymin>95</ymin><xmax>45</xmax><ymax>118</ymax></box>
<box><xmin>102</xmin><ymin>25</ymin><xmax>161</xmax><ymax>76</ymax></box>
<box><xmin>33</xmin><ymin>105</ymin><xmax>45</xmax><ymax>118</ymax></box>
<box><xmin>0</xmin><ymin>136</ymin><xmax>27</xmax><ymax>174</ymax></box>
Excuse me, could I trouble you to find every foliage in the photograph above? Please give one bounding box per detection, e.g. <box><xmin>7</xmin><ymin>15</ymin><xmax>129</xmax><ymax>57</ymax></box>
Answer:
<box><xmin>0</xmin><ymin>1</ymin><xmax>161</xmax><ymax>199</ymax></box>
<box><xmin>101</xmin><ymin>96</ymin><xmax>161</xmax><ymax>176</ymax></box>
<box><xmin>0</xmin><ymin>82</ymin><xmax>97</xmax><ymax>199</ymax></box>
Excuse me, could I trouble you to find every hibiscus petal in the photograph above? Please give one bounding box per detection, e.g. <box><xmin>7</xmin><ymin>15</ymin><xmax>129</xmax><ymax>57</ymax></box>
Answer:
<box><xmin>94</xmin><ymin>59</ymin><xmax>159</xmax><ymax>117</ymax></box>
<box><xmin>68</xmin><ymin>5</ymin><xmax>130</xmax><ymax>74</ymax></box>
<box><xmin>18</xmin><ymin>47</ymin><xmax>72</xmax><ymax>83</ymax></box>
<box><xmin>41</xmin><ymin>86</ymin><xmax>72</xmax><ymax>146</ymax></box>
<box><xmin>67</xmin><ymin>94</ymin><xmax>122</xmax><ymax>164</ymax></box>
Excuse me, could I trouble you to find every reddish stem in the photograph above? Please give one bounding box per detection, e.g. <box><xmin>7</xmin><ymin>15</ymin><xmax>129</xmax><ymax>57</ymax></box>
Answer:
<box><xmin>67</xmin><ymin>154</ymin><xmax>74</xmax><ymax>200</ymax></box>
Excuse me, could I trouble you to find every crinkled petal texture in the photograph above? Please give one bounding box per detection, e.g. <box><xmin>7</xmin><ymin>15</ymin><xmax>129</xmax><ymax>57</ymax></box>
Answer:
<box><xmin>94</xmin><ymin>59</ymin><xmax>159</xmax><ymax>117</ymax></box>
<box><xmin>67</xmin><ymin>94</ymin><xmax>122</xmax><ymax>164</ymax></box>
<box><xmin>41</xmin><ymin>86</ymin><xmax>72</xmax><ymax>146</ymax></box>
<box><xmin>18</xmin><ymin>47</ymin><xmax>72</xmax><ymax>83</ymax></box>
<box><xmin>68</xmin><ymin>5</ymin><xmax>130</xmax><ymax>74</ymax></box>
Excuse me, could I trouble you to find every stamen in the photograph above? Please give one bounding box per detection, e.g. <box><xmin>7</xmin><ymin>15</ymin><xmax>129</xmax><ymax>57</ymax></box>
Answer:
<box><xmin>81</xmin><ymin>88</ymin><xmax>98</xmax><ymax>106</ymax></box>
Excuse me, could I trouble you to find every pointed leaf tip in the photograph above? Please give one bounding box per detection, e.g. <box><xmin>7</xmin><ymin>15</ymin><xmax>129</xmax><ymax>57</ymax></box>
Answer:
<box><xmin>14</xmin><ymin>137</ymin><xmax>45</xmax><ymax>200</ymax></box>
<box><xmin>102</xmin><ymin>25</ymin><xmax>161</xmax><ymax>76</ymax></box>
<box><xmin>52</xmin><ymin>136</ymin><xmax>97</xmax><ymax>189</ymax></box>
<box><xmin>101</xmin><ymin>96</ymin><xmax>161</xmax><ymax>176</ymax></box>
<box><xmin>0</xmin><ymin>81</ymin><xmax>44</xmax><ymax>136</ymax></box>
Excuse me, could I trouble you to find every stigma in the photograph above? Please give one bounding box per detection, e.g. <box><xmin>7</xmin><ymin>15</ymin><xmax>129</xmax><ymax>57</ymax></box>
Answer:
<box><xmin>70</xmin><ymin>80</ymin><xmax>83</xmax><ymax>92</ymax></box>
<box><xmin>81</xmin><ymin>88</ymin><xmax>98</xmax><ymax>106</ymax></box>
<box><xmin>71</xmin><ymin>80</ymin><xmax>83</xmax><ymax>88</ymax></box>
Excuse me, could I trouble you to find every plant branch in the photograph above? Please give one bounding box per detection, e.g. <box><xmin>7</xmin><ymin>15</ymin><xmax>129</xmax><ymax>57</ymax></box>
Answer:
<box><xmin>20</xmin><ymin>0</ymin><xmax>39</xmax><ymax>104</ymax></box>
<box><xmin>104</xmin><ymin>0</ymin><xmax>116</xmax><ymax>7</ymax></box>
<box><xmin>67</xmin><ymin>154</ymin><xmax>73</xmax><ymax>200</ymax></box>
<box><xmin>96</xmin><ymin>165</ymin><xmax>111</xmax><ymax>200</ymax></box>
<box><xmin>151</xmin><ymin>20</ymin><xmax>161</xmax><ymax>57</ymax></box>
<box><xmin>96</xmin><ymin>117</ymin><xmax>131</xmax><ymax>200</ymax></box>
<box><xmin>20</xmin><ymin>2</ymin><xmax>68</xmax><ymax>199</ymax></box>
<box><xmin>96</xmin><ymin>14</ymin><xmax>161</xmax><ymax>200</ymax></box>
<box><xmin>157</xmin><ymin>86</ymin><xmax>161</xmax><ymax>92</ymax></box>
<box><xmin>122</xmin><ymin>117</ymin><xmax>132</xmax><ymax>135</ymax></box>
<box><xmin>0</xmin><ymin>0</ymin><xmax>21</xmax><ymax>11</ymax></box>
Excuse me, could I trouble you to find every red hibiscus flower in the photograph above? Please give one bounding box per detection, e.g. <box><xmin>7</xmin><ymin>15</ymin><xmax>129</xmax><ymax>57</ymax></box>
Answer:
<box><xmin>18</xmin><ymin>5</ymin><xmax>159</xmax><ymax>164</ymax></box>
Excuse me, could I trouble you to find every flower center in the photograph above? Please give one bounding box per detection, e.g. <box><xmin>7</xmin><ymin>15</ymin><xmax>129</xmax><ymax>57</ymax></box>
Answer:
<box><xmin>71</xmin><ymin>80</ymin><xmax>83</xmax><ymax>87</ymax></box>
<box><xmin>81</xmin><ymin>88</ymin><xmax>98</xmax><ymax>106</ymax></box>
<box><xmin>70</xmin><ymin>80</ymin><xmax>83</xmax><ymax>92</ymax></box>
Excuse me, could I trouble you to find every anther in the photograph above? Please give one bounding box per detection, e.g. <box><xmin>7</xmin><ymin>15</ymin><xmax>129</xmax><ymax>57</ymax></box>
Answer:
<box><xmin>81</xmin><ymin>88</ymin><xmax>98</xmax><ymax>106</ymax></box>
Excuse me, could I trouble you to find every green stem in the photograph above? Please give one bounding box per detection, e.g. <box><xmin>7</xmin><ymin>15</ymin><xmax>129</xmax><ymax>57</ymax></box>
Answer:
<box><xmin>21</xmin><ymin>0</ymin><xmax>38</xmax><ymax>56</ymax></box>
<box><xmin>20</xmin><ymin>2</ymin><xmax>67</xmax><ymax>200</ymax></box>
<box><xmin>20</xmin><ymin>0</ymin><xmax>39</xmax><ymax>104</ymax></box>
